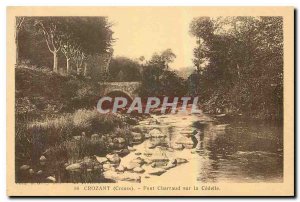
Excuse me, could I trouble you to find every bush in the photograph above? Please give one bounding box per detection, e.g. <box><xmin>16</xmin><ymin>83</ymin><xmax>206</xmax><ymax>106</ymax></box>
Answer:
<box><xmin>17</xmin><ymin>109</ymin><xmax>126</xmax><ymax>165</ymax></box>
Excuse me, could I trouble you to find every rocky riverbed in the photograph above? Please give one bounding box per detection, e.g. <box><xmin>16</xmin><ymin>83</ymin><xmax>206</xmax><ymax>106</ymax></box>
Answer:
<box><xmin>19</xmin><ymin>110</ymin><xmax>283</xmax><ymax>183</ymax></box>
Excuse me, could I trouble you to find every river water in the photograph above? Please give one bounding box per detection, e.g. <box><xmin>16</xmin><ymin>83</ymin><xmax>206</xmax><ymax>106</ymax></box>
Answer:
<box><xmin>124</xmin><ymin>111</ymin><xmax>283</xmax><ymax>183</ymax></box>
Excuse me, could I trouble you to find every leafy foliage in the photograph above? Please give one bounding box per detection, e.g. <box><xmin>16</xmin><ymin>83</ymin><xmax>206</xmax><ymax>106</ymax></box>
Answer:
<box><xmin>189</xmin><ymin>17</ymin><xmax>283</xmax><ymax>120</ymax></box>
<box><xmin>108</xmin><ymin>57</ymin><xmax>141</xmax><ymax>81</ymax></box>
<box><xmin>139</xmin><ymin>49</ymin><xmax>187</xmax><ymax>97</ymax></box>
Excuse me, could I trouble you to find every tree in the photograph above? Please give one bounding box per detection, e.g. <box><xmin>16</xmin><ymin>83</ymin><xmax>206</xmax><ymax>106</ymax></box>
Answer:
<box><xmin>189</xmin><ymin>17</ymin><xmax>283</xmax><ymax>120</ymax></box>
<box><xmin>139</xmin><ymin>49</ymin><xmax>187</xmax><ymax>97</ymax></box>
<box><xmin>61</xmin><ymin>37</ymin><xmax>77</xmax><ymax>74</ymax></box>
<box><xmin>148</xmin><ymin>49</ymin><xmax>176</xmax><ymax>70</ymax></box>
<box><xmin>63</xmin><ymin>17</ymin><xmax>113</xmax><ymax>76</ymax></box>
<box><xmin>15</xmin><ymin>17</ymin><xmax>25</xmax><ymax>64</ymax></box>
<box><xmin>108</xmin><ymin>57</ymin><xmax>141</xmax><ymax>81</ymax></box>
<box><xmin>34</xmin><ymin>17</ymin><xmax>67</xmax><ymax>73</ymax></box>
<box><xmin>73</xmin><ymin>49</ymin><xmax>86</xmax><ymax>75</ymax></box>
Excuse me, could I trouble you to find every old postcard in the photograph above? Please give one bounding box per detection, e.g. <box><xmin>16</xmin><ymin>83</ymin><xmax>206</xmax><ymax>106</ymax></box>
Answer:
<box><xmin>6</xmin><ymin>7</ymin><xmax>294</xmax><ymax>196</ymax></box>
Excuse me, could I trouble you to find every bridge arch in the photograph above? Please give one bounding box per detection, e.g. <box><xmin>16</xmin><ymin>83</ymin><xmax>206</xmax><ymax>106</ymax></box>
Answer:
<box><xmin>105</xmin><ymin>90</ymin><xmax>133</xmax><ymax>102</ymax></box>
<box><xmin>101</xmin><ymin>81</ymin><xmax>141</xmax><ymax>99</ymax></box>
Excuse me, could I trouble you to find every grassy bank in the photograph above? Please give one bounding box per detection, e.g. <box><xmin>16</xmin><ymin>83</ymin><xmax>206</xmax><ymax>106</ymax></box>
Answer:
<box><xmin>15</xmin><ymin>67</ymin><xmax>140</xmax><ymax>182</ymax></box>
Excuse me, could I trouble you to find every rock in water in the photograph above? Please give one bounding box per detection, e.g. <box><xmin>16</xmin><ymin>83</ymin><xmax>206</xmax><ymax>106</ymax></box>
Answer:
<box><xmin>176</xmin><ymin>158</ymin><xmax>188</xmax><ymax>164</ymax></box>
<box><xmin>149</xmin><ymin>129</ymin><xmax>166</xmax><ymax>138</ymax></box>
<box><xmin>128</xmin><ymin>146</ymin><xmax>136</xmax><ymax>152</ymax></box>
<box><xmin>116</xmin><ymin>165</ymin><xmax>125</xmax><ymax>172</ymax></box>
<box><xmin>95</xmin><ymin>156</ymin><xmax>108</xmax><ymax>164</ymax></box>
<box><xmin>148</xmin><ymin>168</ymin><xmax>166</xmax><ymax>176</ymax></box>
<box><xmin>133</xmin><ymin>167</ymin><xmax>145</xmax><ymax>173</ymax></box>
<box><xmin>125</xmin><ymin>157</ymin><xmax>145</xmax><ymax>170</ymax></box>
<box><xmin>116</xmin><ymin>137</ymin><xmax>126</xmax><ymax>143</ymax></box>
<box><xmin>172</xmin><ymin>143</ymin><xmax>184</xmax><ymax>150</ymax></box>
<box><xmin>132</xmin><ymin>132</ymin><xmax>144</xmax><ymax>144</ymax></box>
<box><xmin>115</xmin><ymin>148</ymin><xmax>130</xmax><ymax>157</ymax></box>
<box><xmin>103</xmin><ymin>163</ymin><xmax>115</xmax><ymax>171</ymax></box>
<box><xmin>103</xmin><ymin>171</ymin><xmax>141</xmax><ymax>182</ymax></box>
<box><xmin>106</xmin><ymin>153</ymin><xmax>121</xmax><ymax>164</ymax></box>
<box><xmin>175</xmin><ymin>136</ymin><xmax>194</xmax><ymax>149</ymax></box>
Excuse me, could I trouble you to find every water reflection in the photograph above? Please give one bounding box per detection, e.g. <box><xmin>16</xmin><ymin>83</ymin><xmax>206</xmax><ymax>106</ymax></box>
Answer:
<box><xmin>191</xmin><ymin>119</ymin><xmax>283</xmax><ymax>183</ymax></box>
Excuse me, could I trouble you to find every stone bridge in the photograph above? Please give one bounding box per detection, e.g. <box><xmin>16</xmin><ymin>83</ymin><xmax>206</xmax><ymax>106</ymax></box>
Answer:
<box><xmin>100</xmin><ymin>81</ymin><xmax>141</xmax><ymax>99</ymax></box>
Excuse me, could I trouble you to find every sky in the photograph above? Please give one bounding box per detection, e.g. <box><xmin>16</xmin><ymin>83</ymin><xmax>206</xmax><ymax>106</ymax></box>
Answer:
<box><xmin>107</xmin><ymin>8</ymin><xmax>198</xmax><ymax>70</ymax></box>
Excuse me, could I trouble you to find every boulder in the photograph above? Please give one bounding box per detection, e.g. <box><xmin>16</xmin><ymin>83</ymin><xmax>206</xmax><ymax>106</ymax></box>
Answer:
<box><xmin>106</xmin><ymin>153</ymin><xmax>121</xmax><ymax>164</ymax></box>
<box><xmin>103</xmin><ymin>171</ymin><xmax>141</xmax><ymax>182</ymax></box>
<box><xmin>149</xmin><ymin>129</ymin><xmax>166</xmax><ymax>138</ymax></box>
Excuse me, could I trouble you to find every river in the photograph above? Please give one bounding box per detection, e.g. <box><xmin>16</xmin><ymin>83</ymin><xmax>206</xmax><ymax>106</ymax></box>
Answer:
<box><xmin>119</xmin><ymin>111</ymin><xmax>283</xmax><ymax>183</ymax></box>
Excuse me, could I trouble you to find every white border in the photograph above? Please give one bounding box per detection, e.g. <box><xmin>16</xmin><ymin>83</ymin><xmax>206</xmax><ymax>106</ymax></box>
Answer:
<box><xmin>1</xmin><ymin>0</ymin><xmax>298</xmax><ymax>201</ymax></box>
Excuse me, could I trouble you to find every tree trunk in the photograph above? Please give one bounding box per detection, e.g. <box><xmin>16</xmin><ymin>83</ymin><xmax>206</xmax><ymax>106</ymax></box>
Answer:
<box><xmin>53</xmin><ymin>51</ymin><xmax>58</xmax><ymax>73</ymax></box>
<box><xmin>66</xmin><ymin>58</ymin><xmax>70</xmax><ymax>74</ymax></box>
<box><xmin>83</xmin><ymin>63</ymin><xmax>87</xmax><ymax>77</ymax></box>
<box><xmin>77</xmin><ymin>65</ymin><xmax>80</xmax><ymax>75</ymax></box>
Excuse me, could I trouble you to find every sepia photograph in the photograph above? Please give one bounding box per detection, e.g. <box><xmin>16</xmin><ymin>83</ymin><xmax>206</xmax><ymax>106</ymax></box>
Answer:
<box><xmin>6</xmin><ymin>6</ymin><xmax>294</xmax><ymax>196</ymax></box>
